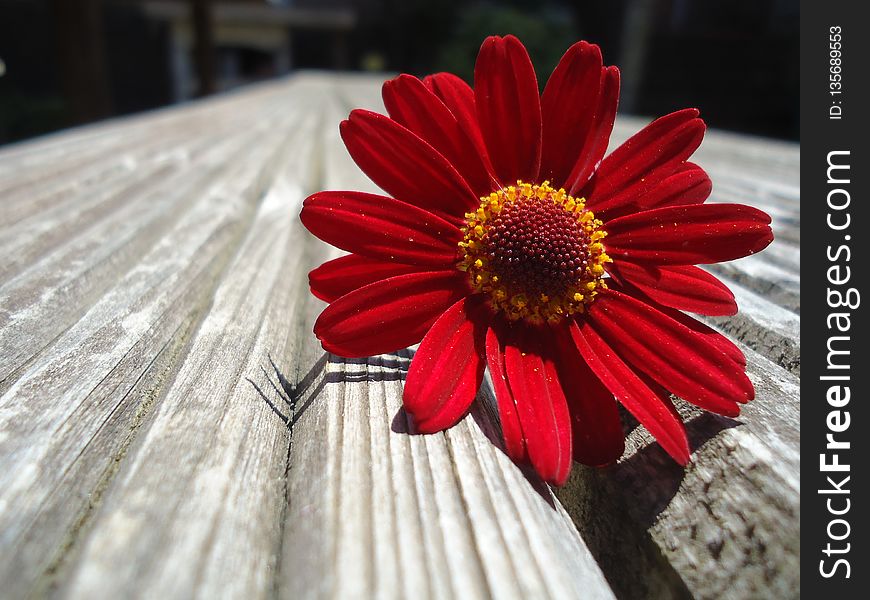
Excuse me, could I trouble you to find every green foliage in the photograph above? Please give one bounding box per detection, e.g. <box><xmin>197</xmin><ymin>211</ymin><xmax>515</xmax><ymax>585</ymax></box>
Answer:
<box><xmin>435</xmin><ymin>3</ymin><xmax>578</xmax><ymax>86</ymax></box>
<box><xmin>0</xmin><ymin>89</ymin><xmax>67</xmax><ymax>144</ymax></box>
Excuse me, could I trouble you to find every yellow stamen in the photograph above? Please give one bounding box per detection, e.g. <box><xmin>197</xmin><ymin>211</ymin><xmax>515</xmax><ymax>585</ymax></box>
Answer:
<box><xmin>456</xmin><ymin>180</ymin><xmax>610</xmax><ymax>323</ymax></box>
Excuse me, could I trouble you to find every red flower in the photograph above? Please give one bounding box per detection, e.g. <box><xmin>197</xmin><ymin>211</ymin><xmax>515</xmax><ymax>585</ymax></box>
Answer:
<box><xmin>300</xmin><ymin>36</ymin><xmax>773</xmax><ymax>485</ymax></box>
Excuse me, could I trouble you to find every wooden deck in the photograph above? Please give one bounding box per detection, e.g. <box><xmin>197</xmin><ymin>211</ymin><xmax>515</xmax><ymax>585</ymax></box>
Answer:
<box><xmin>0</xmin><ymin>73</ymin><xmax>799</xmax><ymax>599</ymax></box>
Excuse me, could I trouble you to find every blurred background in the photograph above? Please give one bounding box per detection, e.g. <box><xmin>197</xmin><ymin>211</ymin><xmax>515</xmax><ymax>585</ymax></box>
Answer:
<box><xmin>0</xmin><ymin>0</ymin><xmax>798</xmax><ymax>146</ymax></box>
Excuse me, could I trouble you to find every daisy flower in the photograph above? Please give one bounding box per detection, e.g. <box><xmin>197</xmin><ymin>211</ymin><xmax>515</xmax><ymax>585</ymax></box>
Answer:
<box><xmin>300</xmin><ymin>35</ymin><xmax>773</xmax><ymax>485</ymax></box>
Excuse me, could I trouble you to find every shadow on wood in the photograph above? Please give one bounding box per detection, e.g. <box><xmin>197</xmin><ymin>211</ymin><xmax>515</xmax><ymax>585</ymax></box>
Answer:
<box><xmin>251</xmin><ymin>351</ymin><xmax>413</xmax><ymax>430</ymax></box>
<box><xmin>555</xmin><ymin>411</ymin><xmax>741</xmax><ymax>600</ymax></box>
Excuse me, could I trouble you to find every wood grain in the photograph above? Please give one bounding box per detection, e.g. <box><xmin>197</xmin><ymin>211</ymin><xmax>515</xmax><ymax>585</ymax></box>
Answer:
<box><xmin>0</xmin><ymin>73</ymin><xmax>799</xmax><ymax>600</ymax></box>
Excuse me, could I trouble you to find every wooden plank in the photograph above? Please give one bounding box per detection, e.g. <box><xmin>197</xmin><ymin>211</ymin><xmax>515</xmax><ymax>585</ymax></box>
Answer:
<box><xmin>0</xmin><ymin>78</ymin><xmax>317</xmax><ymax>598</ymax></box>
<box><xmin>0</xmin><ymin>83</ymin><xmax>297</xmax><ymax>231</ymax></box>
<box><xmin>706</xmin><ymin>254</ymin><xmax>800</xmax><ymax>314</ymax></box>
<box><xmin>280</xmin><ymin>347</ymin><xmax>616</xmax><ymax>600</ymax></box>
<box><xmin>556</xmin><ymin>343</ymin><xmax>800</xmax><ymax>600</ymax></box>
<box><xmin>0</xmin><ymin>122</ymin><xmax>255</xmax><ymax>284</ymax></box>
<box><xmin>0</xmin><ymin>91</ymin><xmax>297</xmax><ymax>386</ymax></box>
<box><xmin>705</xmin><ymin>280</ymin><xmax>801</xmax><ymax>376</ymax></box>
<box><xmin>0</xmin><ymin>83</ymin><xmax>277</xmax><ymax>182</ymax></box>
<box><xmin>277</xmin><ymin>79</ymin><xmax>616</xmax><ymax>600</ymax></box>
<box><xmin>60</xmin><ymin>180</ymin><xmax>315</xmax><ymax>598</ymax></box>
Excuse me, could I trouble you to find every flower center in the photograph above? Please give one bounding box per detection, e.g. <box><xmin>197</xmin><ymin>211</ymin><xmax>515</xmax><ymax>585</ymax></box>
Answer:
<box><xmin>458</xmin><ymin>181</ymin><xmax>611</xmax><ymax>323</ymax></box>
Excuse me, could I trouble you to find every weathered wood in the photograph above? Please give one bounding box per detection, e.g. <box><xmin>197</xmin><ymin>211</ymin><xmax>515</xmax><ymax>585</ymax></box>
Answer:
<box><xmin>706</xmin><ymin>281</ymin><xmax>801</xmax><ymax>376</ymax></box>
<box><xmin>0</xmin><ymin>73</ymin><xmax>799</xmax><ymax>600</ymax></box>
<box><xmin>707</xmin><ymin>254</ymin><xmax>800</xmax><ymax>314</ymax></box>
<box><xmin>0</xmin><ymin>81</ymin><xmax>314</xmax><ymax>598</ymax></box>
<box><xmin>61</xmin><ymin>164</ymin><xmax>316</xmax><ymax>596</ymax></box>
<box><xmin>556</xmin><ymin>343</ymin><xmax>800</xmax><ymax>600</ymax></box>
<box><xmin>277</xmin><ymin>86</ymin><xmax>614</xmax><ymax>600</ymax></box>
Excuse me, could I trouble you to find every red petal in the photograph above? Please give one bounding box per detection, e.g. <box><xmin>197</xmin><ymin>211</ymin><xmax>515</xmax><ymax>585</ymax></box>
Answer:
<box><xmin>552</xmin><ymin>326</ymin><xmax>625</xmax><ymax>466</ymax></box>
<box><xmin>635</xmin><ymin>373</ymin><xmax>692</xmax><ymax>447</ymax></box>
<box><xmin>313</xmin><ymin>271</ymin><xmax>468</xmax><ymax>358</ymax></box>
<box><xmin>569</xmin><ymin>320</ymin><xmax>690</xmax><ymax>465</ymax></box>
<box><xmin>485</xmin><ymin>319</ymin><xmax>527</xmax><ymax>461</ymax></box>
<box><xmin>607</xmin><ymin>262</ymin><xmax>737</xmax><ymax>316</ymax></box>
<box><xmin>605</xmin><ymin>279</ymin><xmax>747</xmax><ymax>367</ymax></box>
<box><xmin>565</xmin><ymin>66</ymin><xmax>620</xmax><ymax>194</ymax></box>
<box><xmin>644</xmin><ymin>162</ymin><xmax>712</xmax><ymax>208</ymax></box>
<box><xmin>340</xmin><ymin>109</ymin><xmax>477</xmax><ymax>223</ymax></box>
<box><xmin>603</xmin><ymin>162</ymin><xmax>712</xmax><ymax>220</ymax></box>
<box><xmin>474</xmin><ymin>35</ymin><xmax>542</xmax><ymax>184</ymax></box>
<box><xmin>503</xmin><ymin>325</ymin><xmax>572</xmax><ymax>485</ymax></box>
<box><xmin>423</xmin><ymin>72</ymin><xmax>495</xmax><ymax>179</ymax></box>
<box><xmin>383</xmin><ymin>74</ymin><xmax>497</xmax><ymax>196</ymax></box>
<box><xmin>587</xmin><ymin>290</ymin><xmax>750</xmax><ymax>416</ymax></box>
<box><xmin>309</xmin><ymin>254</ymin><xmax>423</xmax><ymax>303</ymax></box>
<box><xmin>403</xmin><ymin>296</ymin><xmax>488</xmax><ymax>433</ymax></box>
<box><xmin>654</xmin><ymin>303</ymin><xmax>747</xmax><ymax>368</ymax></box>
<box><xmin>639</xmin><ymin>374</ymin><xmax>683</xmax><ymax>420</ymax></box>
<box><xmin>540</xmin><ymin>41</ymin><xmax>604</xmax><ymax>186</ymax></box>
<box><xmin>582</xmin><ymin>108</ymin><xmax>705</xmax><ymax>218</ymax></box>
<box><xmin>605</xmin><ymin>203</ymin><xmax>774</xmax><ymax>265</ymax></box>
<box><xmin>302</xmin><ymin>191</ymin><xmax>462</xmax><ymax>267</ymax></box>
<box><xmin>605</xmin><ymin>278</ymin><xmax>747</xmax><ymax>368</ymax></box>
